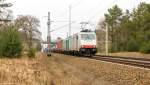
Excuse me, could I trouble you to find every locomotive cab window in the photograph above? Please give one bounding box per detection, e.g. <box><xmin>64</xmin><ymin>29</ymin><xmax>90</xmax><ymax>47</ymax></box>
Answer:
<box><xmin>81</xmin><ymin>34</ymin><xmax>95</xmax><ymax>40</ymax></box>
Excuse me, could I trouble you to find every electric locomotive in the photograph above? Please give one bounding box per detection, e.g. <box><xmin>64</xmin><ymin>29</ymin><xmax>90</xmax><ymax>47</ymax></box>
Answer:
<box><xmin>62</xmin><ymin>29</ymin><xmax>97</xmax><ymax>56</ymax></box>
<box><xmin>79</xmin><ymin>30</ymin><xmax>97</xmax><ymax>56</ymax></box>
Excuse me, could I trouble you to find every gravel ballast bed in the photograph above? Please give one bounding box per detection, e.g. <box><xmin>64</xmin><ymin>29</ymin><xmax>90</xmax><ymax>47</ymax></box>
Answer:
<box><xmin>97</xmin><ymin>52</ymin><xmax>150</xmax><ymax>59</ymax></box>
<box><xmin>53</xmin><ymin>53</ymin><xmax>150</xmax><ymax>85</ymax></box>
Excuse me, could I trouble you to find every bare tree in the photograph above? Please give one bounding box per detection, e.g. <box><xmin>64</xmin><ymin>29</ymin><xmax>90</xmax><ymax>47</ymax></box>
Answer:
<box><xmin>15</xmin><ymin>15</ymin><xmax>41</xmax><ymax>49</ymax></box>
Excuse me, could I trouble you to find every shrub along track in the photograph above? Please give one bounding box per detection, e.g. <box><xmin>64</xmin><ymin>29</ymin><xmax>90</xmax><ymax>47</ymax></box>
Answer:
<box><xmin>89</xmin><ymin>55</ymin><xmax>150</xmax><ymax>69</ymax></box>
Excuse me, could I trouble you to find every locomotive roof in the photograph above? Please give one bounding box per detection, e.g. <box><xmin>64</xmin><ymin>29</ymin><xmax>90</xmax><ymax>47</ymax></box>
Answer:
<box><xmin>64</xmin><ymin>31</ymin><xmax>96</xmax><ymax>40</ymax></box>
<box><xmin>79</xmin><ymin>31</ymin><xmax>96</xmax><ymax>34</ymax></box>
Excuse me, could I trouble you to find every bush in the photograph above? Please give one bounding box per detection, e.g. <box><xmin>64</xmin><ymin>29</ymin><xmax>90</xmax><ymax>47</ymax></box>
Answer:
<box><xmin>140</xmin><ymin>41</ymin><xmax>150</xmax><ymax>54</ymax></box>
<box><xmin>0</xmin><ymin>27</ymin><xmax>22</xmax><ymax>58</ymax></box>
<box><xmin>27</xmin><ymin>48</ymin><xmax>36</xmax><ymax>58</ymax></box>
<box><xmin>126</xmin><ymin>39</ymin><xmax>139</xmax><ymax>52</ymax></box>
<box><xmin>0</xmin><ymin>31</ymin><xmax>2</xmax><ymax>56</ymax></box>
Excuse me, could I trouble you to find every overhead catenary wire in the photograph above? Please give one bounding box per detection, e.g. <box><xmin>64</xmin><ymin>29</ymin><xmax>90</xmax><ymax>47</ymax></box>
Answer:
<box><xmin>80</xmin><ymin>0</ymin><xmax>118</xmax><ymax>30</ymax></box>
<box><xmin>83</xmin><ymin>0</ymin><xmax>104</xmax><ymax>18</ymax></box>
<box><xmin>71</xmin><ymin>0</ymin><xmax>85</xmax><ymax>9</ymax></box>
<box><xmin>50</xmin><ymin>21</ymin><xmax>77</xmax><ymax>32</ymax></box>
<box><xmin>74</xmin><ymin>0</ymin><xmax>118</xmax><ymax>30</ymax></box>
<box><xmin>88</xmin><ymin>0</ymin><xmax>118</xmax><ymax>22</ymax></box>
<box><xmin>58</xmin><ymin>0</ymin><xmax>85</xmax><ymax>18</ymax></box>
<box><xmin>74</xmin><ymin>0</ymin><xmax>104</xmax><ymax>30</ymax></box>
<box><xmin>52</xmin><ymin>0</ymin><xmax>85</xmax><ymax>35</ymax></box>
<box><xmin>75</xmin><ymin>0</ymin><xmax>104</xmax><ymax>22</ymax></box>
<box><xmin>52</xmin><ymin>0</ymin><xmax>118</xmax><ymax>36</ymax></box>
<box><xmin>55</xmin><ymin>0</ymin><xmax>85</xmax><ymax>36</ymax></box>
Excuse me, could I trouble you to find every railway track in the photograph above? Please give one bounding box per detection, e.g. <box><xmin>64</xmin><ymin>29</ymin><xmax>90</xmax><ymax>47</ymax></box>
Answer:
<box><xmin>53</xmin><ymin>53</ymin><xmax>150</xmax><ymax>69</ymax></box>
<box><xmin>90</xmin><ymin>55</ymin><xmax>150</xmax><ymax>69</ymax></box>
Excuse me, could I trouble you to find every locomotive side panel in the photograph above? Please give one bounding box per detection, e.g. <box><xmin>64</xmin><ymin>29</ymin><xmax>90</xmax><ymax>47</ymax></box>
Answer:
<box><xmin>62</xmin><ymin>39</ymin><xmax>66</xmax><ymax>51</ymax></box>
<box><xmin>69</xmin><ymin>36</ymin><xmax>73</xmax><ymax>51</ymax></box>
<box><xmin>71</xmin><ymin>34</ymin><xmax>79</xmax><ymax>51</ymax></box>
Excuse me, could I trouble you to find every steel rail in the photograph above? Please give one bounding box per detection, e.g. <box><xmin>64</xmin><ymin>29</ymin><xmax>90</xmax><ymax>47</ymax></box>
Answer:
<box><xmin>91</xmin><ymin>55</ymin><xmax>150</xmax><ymax>69</ymax></box>
<box><xmin>53</xmin><ymin>53</ymin><xmax>150</xmax><ymax>69</ymax></box>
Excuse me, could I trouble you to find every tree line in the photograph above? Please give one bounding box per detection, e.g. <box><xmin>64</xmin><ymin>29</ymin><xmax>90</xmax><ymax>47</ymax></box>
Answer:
<box><xmin>97</xmin><ymin>2</ymin><xmax>150</xmax><ymax>53</ymax></box>
<box><xmin>0</xmin><ymin>0</ymin><xmax>42</xmax><ymax>57</ymax></box>
<box><xmin>0</xmin><ymin>16</ymin><xmax>42</xmax><ymax>57</ymax></box>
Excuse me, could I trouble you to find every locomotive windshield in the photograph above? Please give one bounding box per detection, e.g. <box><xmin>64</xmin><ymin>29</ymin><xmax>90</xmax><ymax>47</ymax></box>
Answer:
<box><xmin>81</xmin><ymin>34</ymin><xmax>96</xmax><ymax>40</ymax></box>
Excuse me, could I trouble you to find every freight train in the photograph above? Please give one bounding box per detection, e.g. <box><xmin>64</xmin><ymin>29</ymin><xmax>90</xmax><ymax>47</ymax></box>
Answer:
<box><xmin>52</xmin><ymin>30</ymin><xmax>97</xmax><ymax>56</ymax></box>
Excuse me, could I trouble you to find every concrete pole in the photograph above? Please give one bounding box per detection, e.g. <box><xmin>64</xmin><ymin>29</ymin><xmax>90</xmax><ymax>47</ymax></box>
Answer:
<box><xmin>69</xmin><ymin>5</ymin><xmax>71</xmax><ymax>36</ymax></box>
<box><xmin>106</xmin><ymin>23</ymin><xmax>108</xmax><ymax>55</ymax></box>
<box><xmin>47</xmin><ymin>12</ymin><xmax>51</xmax><ymax>56</ymax></box>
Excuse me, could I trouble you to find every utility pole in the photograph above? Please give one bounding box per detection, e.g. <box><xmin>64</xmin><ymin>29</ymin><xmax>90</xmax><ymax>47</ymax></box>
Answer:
<box><xmin>105</xmin><ymin>23</ymin><xmax>108</xmax><ymax>55</ymax></box>
<box><xmin>47</xmin><ymin>12</ymin><xmax>51</xmax><ymax>56</ymax></box>
<box><xmin>69</xmin><ymin>5</ymin><xmax>71</xmax><ymax>36</ymax></box>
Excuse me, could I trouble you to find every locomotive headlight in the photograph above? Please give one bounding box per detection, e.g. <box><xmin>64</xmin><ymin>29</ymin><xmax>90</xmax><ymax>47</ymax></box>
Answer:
<box><xmin>81</xmin><ymin>48</ymin><xmax>85</xmax><ymax>51</ymax></box>
<box><xmin>92</xmin><ymin>48</ymin><xmax>96</xmax><ymax>51</ymax></box>
<box><xmin>93</xmin><ymin>45</ymin><xmax>96</xmax><ymax>48</ymax></box>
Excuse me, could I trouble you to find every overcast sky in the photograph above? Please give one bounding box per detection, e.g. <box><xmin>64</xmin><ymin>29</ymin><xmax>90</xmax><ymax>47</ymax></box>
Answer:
<box><xmin>7</xmin><ymin>0</ymin><xmax>150</xmax><ymax>40</ymax></box>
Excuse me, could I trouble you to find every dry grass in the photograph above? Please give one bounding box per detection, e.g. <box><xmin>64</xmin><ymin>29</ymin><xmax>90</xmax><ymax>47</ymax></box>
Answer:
<box><xmin>0</xmin><ymin>53</ymin><xmax>150</xmax><ymax>85</ymax></box>
<box><xmin>0</xmin><ymin>53</ymin><xmax>52</xmax><ymax>85</ymax></box>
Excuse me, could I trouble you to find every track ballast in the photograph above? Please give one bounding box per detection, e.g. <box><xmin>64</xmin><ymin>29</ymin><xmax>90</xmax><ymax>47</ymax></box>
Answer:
<box><xmin>91</xmin><ymin>55</ymin><xmax>150</xmax><ymax>69</ymax></box>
